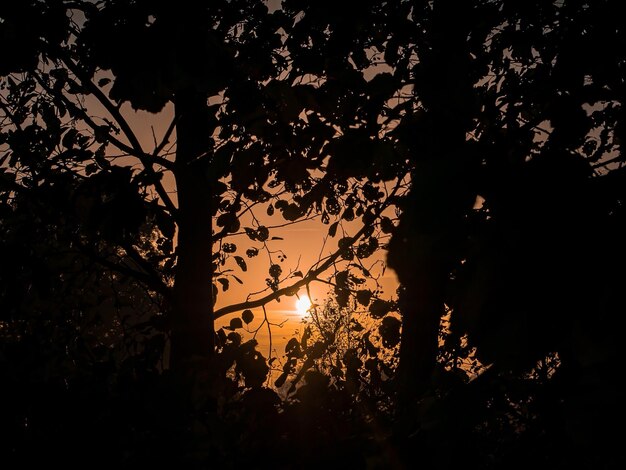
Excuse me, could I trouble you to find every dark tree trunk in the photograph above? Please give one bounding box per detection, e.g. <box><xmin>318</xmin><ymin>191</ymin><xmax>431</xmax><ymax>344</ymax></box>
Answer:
<box><xmin>388</xmin><ymin>0</ymin><xmax>477</xmax><ymax>404</ymax></box>
<box><xmin>170</xmin><ymin>90</ymin><xmax>214</xmax><ymax>368</ymax></box>
<box><xmin>392</xmin><ymin>248</ymin><xmax>449</xmax><ymax>396</ymax></box>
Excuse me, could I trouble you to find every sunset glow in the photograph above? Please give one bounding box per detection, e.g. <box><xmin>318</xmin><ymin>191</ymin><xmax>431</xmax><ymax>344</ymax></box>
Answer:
<box><xmin>294</xmin><ymin>295</ymin><xmax>312</xmax><ymax>315</ymax></box>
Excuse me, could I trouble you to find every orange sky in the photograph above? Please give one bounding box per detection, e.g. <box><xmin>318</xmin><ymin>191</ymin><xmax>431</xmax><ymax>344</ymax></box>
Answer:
<box><xmin>107</xmin><ymin>100</ymin><xmax>398</xmax><ymax>356</ymax></box>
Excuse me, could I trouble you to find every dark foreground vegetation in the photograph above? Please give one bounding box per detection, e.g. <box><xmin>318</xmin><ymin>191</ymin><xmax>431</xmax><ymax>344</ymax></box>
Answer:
<box><xmin>1</xmin><ymin>1</ymin><xmax>624</xmax><ymax>468</ymax></box>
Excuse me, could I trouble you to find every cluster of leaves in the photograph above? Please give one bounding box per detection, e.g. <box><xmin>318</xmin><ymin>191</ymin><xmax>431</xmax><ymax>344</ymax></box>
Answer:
<box><xmin>273</xmin><ymin>297</ymin><xmax>399</xmax><ymax>413</ymax></box>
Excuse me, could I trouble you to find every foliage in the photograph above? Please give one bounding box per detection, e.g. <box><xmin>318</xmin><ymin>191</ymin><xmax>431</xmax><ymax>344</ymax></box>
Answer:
<box><xmin>276</xmin><ymin>298</ymin><xmax>399</xmax><ymax>407</ymax></box>
<box><xmin>2</xmin><ymin>0</ymin><xmax>626</xmax><ymax>468</ymax></box>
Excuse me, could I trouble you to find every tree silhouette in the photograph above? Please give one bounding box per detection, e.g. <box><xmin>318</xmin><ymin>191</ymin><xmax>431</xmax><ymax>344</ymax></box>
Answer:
<box><xmin>383</xmin><ymin>0</ymin><xmax>624</xmax><ymax>466</ymax></box>
<box><xmin>2</xmin><ymin>0</ymin><xmax>625</xmax><ymax>468</ymax></box>
<box><xmin>0</xmin><ymin>0</ymin><xmax>404</xmax><ymax>373</ymax></box>
<box><xmin>1</xmin><ymin>2</ymin><xmax>404</xmax><ymax>464</ymax></box>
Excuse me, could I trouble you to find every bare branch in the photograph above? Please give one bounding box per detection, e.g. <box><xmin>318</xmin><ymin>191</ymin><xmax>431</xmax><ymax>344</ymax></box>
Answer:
<box><xmin>57</xmin><ymin>55</ymin><xmax>178</xmax><ymax>215</ymax></box>
<box><xmin>153</xmin><ymin>115</ymin><xmax>178</xmax><ymax>157</ymax></box>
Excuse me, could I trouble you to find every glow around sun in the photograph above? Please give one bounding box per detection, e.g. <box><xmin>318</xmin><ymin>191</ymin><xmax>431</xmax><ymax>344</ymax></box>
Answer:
<box><xmin>295</xmin><ymin>295</ymin><xmax>312</xmax><ymax>315</ymax></box>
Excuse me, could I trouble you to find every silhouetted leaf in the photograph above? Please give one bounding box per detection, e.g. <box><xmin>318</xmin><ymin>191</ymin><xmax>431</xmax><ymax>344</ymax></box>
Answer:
<box><xmin>217</xmin><ymin>278</ymin><xmax>229</xmax><ymax>292</ymax></box>
<box><xmin>274</xmin><ymin>371</ymin><xmax>289</xmax><ymax>388</ymax></box>
<box><xmin>351</xmin><ymin>320</ymin><xmax>365</xmax><ymax>332</ymax></box>
<box><xmin>223</xmin><ymin>243</ymin><xmax>237</xmax><ymax>253</ymax></box>
<box><xmin>257</xmin><ymin>226</ymin><xmax>269</xmax><ymax>241</ymax></box>
<box><xmin>380</xmin><ymin>217</ymin><xmax>394</xmax><ymax>234</ymax></box>
<box><xmin>328</xmin><ymin>221</ymin><xmax>339</xmax><ymax>237</ymax></box>
<box><xmin>242</xmin><ymin>309</ymin><xmax>254</xmax><ymax>324</ymax></box>
<box><xmin>308</xmin><ymin>341</ymin><xmax>325</xmax><ymax>359</ymax></box>
<box><xmin>356</xmin><ymin>289</ymin><xmax>372</xmax><ymax>306</ymax></box>
<box><xmin>234</xmin><ymin>255</ymin><xmax>247</xmax><ymax>271</ymax></box>
<box><xmin>227</xmin><ymin>332</ymin><xmax>242</xmax><ymax>346</ymax></box>
<box><xmin>342</xmin><ymin>207</ymin><xmax>355</xmax><ymax>221</ymax></box>
<box><xmin>285</xmin><ymin>337</ymin><xmax>301</xmax><ymax>357</ymax></box>
<box><xmin>244</xmin><ymin>227</ymin><xmax>257</xmax><ymax>240</ymax></box>
<box><xmin>379</xmin><ymin>316</ymin><xmax>401</xmax><ymax>348</ymax></box>
<box><xmin>230</xmin><ymin>317</ymin><xmax>243</xmax><ymax>330</ymax></box>
<box><xmin>370</xmin><ymin>299</ymin><xmax>392</xmax><ymax>319</ymax></box>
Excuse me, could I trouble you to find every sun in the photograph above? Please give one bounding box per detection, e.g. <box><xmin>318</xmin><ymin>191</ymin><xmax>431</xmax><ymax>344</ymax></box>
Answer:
<box><xmin>295</xmin><ymin>295</ymin><xmax>312</xmax><ymax>315</ymax></box>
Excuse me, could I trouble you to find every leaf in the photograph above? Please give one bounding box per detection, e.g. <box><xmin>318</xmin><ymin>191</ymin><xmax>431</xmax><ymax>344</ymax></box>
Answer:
<box><xmin>328</xmin><ymin>221</ymin><xmax>339</xmax><ymax>237</ymax></box>
<box><xmin>246</xmin><ymin>247</ymin><xmax>259</xmax><ymax>258</ymax></box>
<box><xmin>267</xmin><ymin>204</ymin><xmax>274</xmax><ymax>216</ymax></box>
<box><xmin>271</xmin><ymin>236</ymin><xmax>283</xmax><ymax>240</ymax></box>
<box><xmin>242</xmin><ymin>309</ymin><xmax>254</xmax><ymax>324</ymax></box>
<box><xmin>380</xmin><ymin>217</ymin><xmax>394</xmax><ymax>234</ymax></box>
<box><xmin>274</xmin><ymin>371</ymin><xmax>289</xmax><ymax>388</ymax></box>
<box><xmin>227</xmin><ymin>332</ymin><xmax>242</xmax><ymax>345</ymax></box>
<box><xmin>285</xmin><ymin>337</ymin><xmax>301</xmax><ymax>357</ymax></box>
<box><xmin>234</xmin><ymin>255</ymin><xmax>247</xmax><ymax>272</ymax></box>
<box><xmin>232</xmin><ymin>275</ymin><xmax>244</xmax><ymax>284</ymax></box>
<box><xmin>244</xmin><ymin>227</ymin><xmax>257</xmax><ymax>240</ymax></box>
<box><xmin>217</xmin><ymin>278</ymin><xmax>229</xmax><ymax>292</ymax></box>
<box><xmin>62</xmin><ymin>128</ymin><xmax>78</xmax><ymax>149</ymax></box>
<box><xmin>85</xmin><ymin>163</ymin><xmax>98</xmax><ymax>175</ymax></box>
<box><xmin>379</xmin><ymin>316</ymin><xmax>401</xmax><ymax>348</ymax></box>
<box><xmin>342</xmin><ymin>207</ymin><xmax>355</xmax><ymax>221</ymax></box>
<box><xmin>230</xmin><ymin>317</ymin><xmax>243</xmax><ymax>330</ymax></box>
<box><xmin>256</xmin><ymin>225</ymin><xmax>269</xmax><ymax>241</ymax></box>
<box><xmin>351</xmin><ymin>320</ymin><xmax>365</xmax><ymax>332</ymax></box>
<box><xmin>356</xmin><ymin>289</ymin><xmax>372</xmax><ymax>306</ymax></box>
<box><xmin>308</xmin><ymin>341</ymin><xmax>326</xmax><ymax>359</ymax></box>
<box><xmin>370</xmin><ymin>299</ymin><xmax>392</xmax><ymax>319</ymax></box>
<box><xmin>292</xmin><ymin>270</ymin><xmax>303</xmax><ymax>278</ymax></box>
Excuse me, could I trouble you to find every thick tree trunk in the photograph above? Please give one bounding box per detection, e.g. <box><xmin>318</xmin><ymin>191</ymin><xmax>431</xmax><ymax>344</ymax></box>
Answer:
<box><xmin>389</xmin><ymin>0</ymin><xmax>476</xmax><ymax>403</ymax></box>
<box><xmin>389</xmin><ymin>192</ymin><xmax>462</xmax><ymax>403</ymax></box>
<box><xmin>392</xmin><ymin>248</ymin><xmax>448</xmax><ymax>395</ymax></box>
<box><xmin>170</xmin><ymin>90</ymin><xmax>214</xmax><ymax>368</ymax></box>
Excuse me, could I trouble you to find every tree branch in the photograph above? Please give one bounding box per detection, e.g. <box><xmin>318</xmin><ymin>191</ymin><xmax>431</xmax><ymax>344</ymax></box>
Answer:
<box><xmin>57</xmin><ymin>55</ymin><xmax>178</xmax><ymax>215</ymax></box>
<box><xmin>154</xmin><ymin>115</ymin><xmax>178</xmax><ymax>157</ymax></box>
<box><xmin>214</xmin><ymin>176</ymin><xmax>406</xmax><ymax>319</ymax></box>
<box><xmin>0</xmin><ymin>97</ymin><xmax>24</xmax><ymax>131</ymax></box>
